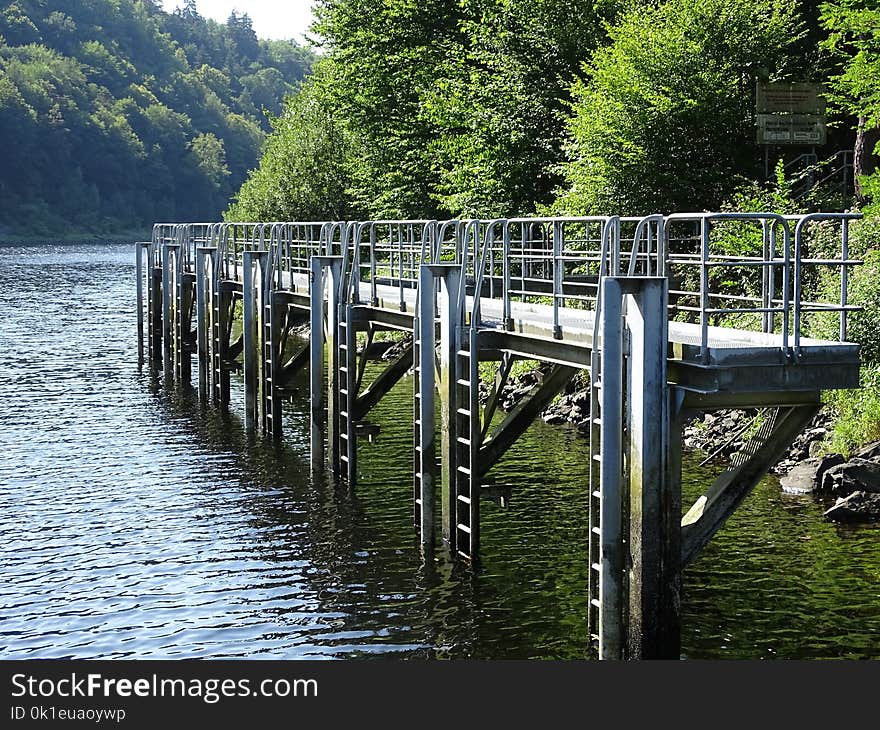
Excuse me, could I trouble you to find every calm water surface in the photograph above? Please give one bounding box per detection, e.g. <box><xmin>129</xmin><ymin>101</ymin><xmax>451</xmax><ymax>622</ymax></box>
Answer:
<box><xmin>0</xmin><ymin>243</ymin><xmax>878</xmax><ymax>659</ymax></box>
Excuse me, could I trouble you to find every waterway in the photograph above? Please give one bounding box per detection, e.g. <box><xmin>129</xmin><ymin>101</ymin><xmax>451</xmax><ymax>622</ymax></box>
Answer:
<box><xmin>1</xmin><ymin>243</ymin><xmax>878</xmax><ymax>659</ymax></box>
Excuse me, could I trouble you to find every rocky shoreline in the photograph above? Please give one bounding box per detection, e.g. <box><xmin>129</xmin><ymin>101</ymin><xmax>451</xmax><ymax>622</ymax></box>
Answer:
<box><xmin>483</xmin><ymin>363</ymin><xmax>880</xmax><ymax>524</ymax></box>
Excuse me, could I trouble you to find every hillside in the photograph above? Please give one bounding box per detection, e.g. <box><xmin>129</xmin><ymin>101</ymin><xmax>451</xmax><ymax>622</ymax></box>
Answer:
<box><xmin>0</xmin><ymin>0</ymin><xmax>314</xmax><ymax>237</ymax></box>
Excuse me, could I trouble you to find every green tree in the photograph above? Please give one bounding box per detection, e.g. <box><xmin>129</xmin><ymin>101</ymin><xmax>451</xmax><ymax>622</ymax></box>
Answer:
<box><xmin>226</xmin><ymin>76</ymin><xmax>356</xmax><ymax>222</ymax></box>
<box><xmin>820</xmin><ymin>0</ymin><xmax>880</xmax><ymax>205</ymax></box>
<box><xmin>557</xmin><ymin>0</ymin><xmax>804</xmax><ymax>215</ymax></box>
<box><xmin>424</xmin><ymin>0</ymin><xmax>610</xmax><ymax>217</ymax></box>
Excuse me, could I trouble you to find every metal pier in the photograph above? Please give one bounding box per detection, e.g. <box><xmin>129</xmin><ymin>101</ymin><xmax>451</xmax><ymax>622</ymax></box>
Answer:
<box><xmin>136</xmin><ymin>213</ymin><xmax>863</xmax><ymax>659</ymax></box>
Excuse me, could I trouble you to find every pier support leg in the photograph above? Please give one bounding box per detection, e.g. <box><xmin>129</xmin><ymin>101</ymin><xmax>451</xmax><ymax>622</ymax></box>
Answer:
<box><xmin>412</xmin><ymin>264</ymin><xmax>463</xmax><ymax>556</ymax></box>
<box><xmin>597</xmin><ymin>276</ymin><xmax>676</xmax><ymax>660</ymax></box>
<box><xmin>195</xmin><ymin>247</ymin><xmax>217</xmax><ymax>401</ymax></box>
<box><xmin>243</xmin><ymin>250</ymin><xmax>269</xmax><ymax>431</ymax></box>
<box><xmin>148</xmin><ymin>253</ymin><xmax>162</xmax><ymax>368</ymax></box>
<box><xmin>177</xmin><ymin>274</ymin><xmax>194</xmax><ymax>383</ymax></box>
<box><xmin>310</xmin><ymin>256</ymin><xmax>343</xmax><ymax>474</ymax></box>
<box><xmin>136</xmin><ymin>242</ymin><xmax>145</xmax><ymax>367</ymax></box>
<box><xmin>624</xmin><ymin>277</ymin><xmax>676</xmax><ymax>659</ymax></box>
<box><xmin>436</xmin><ymin>268</ymin><xmax>463</xmax><ymax>553</ymax></box>
<box><xmin>213</xmin><ymin>282</ymin><xmax>233</xmax><ymax>408</ymax></box>
<box><xmin>161</xmin><ymin>242</ymin><xmax>179</xmax><ymax>378</ymax></box>
<box><xmin>265</xmin><ymin>291</ymin><xmax>286</xmax><ymax>438</ymax></box>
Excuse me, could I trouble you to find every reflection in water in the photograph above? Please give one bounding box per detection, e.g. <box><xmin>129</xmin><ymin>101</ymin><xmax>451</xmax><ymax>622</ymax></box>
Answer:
<box><xmin>0</xmin><ymin>243</ymin><xmax>878</xmax><ymax>659</ymax></box>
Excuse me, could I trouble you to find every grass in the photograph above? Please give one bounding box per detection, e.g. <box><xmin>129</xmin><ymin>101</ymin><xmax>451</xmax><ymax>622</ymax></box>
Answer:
<box><xmin>822</xmin><ymin>365</ymin><xmax>880</xmax><ymax>457</ymax></box>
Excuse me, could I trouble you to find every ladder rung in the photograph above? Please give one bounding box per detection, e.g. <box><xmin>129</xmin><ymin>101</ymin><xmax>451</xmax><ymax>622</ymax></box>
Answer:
<box><xmin>590</xmin><ymin>599</ymin><xmax>601</xmax><ymax>608</ymax></box>
<box><xmin>340</xmin><ymin>410</ymin><xmax>348</xmax><ymax>417</ymax></box>
<box><xmin>457</xmin><ymin>465</ymin><xmax>471</xmax><ymax>475</ymax></box>
<box><xmin>591</xmin><ymin>526</ymin><xmax>601</xmax><ymax>535</ymax></box>
<box><xmin>592</xmin><ymin>490</ymin><xmax>601</xmax><ymax>499</ymax></box>
<box><xmin>457</xmin><ymin>524</ymin><xmax>471</xmax><ymax>534</ymax></box>
<box><xmin>591</xmin><ymin>563</ymin><xmax>601</xmax><ymax>572</ymax></box>
<box><xmin>457</xmin><ymin>495</ymin><xmax>471</xmax><ymax>505</ymax></box>
<box><xmin>456</xmin><ymin>408</ymin><xmax>471</xmax><ymax>417</ymax></box>
<box><xmin>456</xmin><ymin>550</ymin><xmax>472</xmax><ymax>559</ymax></box>
<box><xmin>592</xmin><ymin>454</ymin><xmax>602</xmax><ymax>462</ymax></box>
<box><xmin>456</xmin><ymin>437</ymin><xmax>470</xmax><ymax>446</ymax></box>
<box><xmin>456</xmin><ymin>379</ymin><xmax>471</xmax><ymax>387</ymax></box>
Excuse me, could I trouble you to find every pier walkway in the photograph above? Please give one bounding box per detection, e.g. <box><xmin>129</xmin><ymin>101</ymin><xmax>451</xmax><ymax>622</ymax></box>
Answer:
<box><xmin>136</xmin><ymin>213</ymin><xmax>862</xmax><ymax>659</ymax></box>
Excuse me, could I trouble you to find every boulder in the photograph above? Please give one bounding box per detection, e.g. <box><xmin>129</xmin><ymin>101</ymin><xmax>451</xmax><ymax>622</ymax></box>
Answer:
<box><xmin>780</xmin><ymin>459</ymin><xmax>819</xmax><ymax>495</ymax></box>
<box><xmin>823</xmin><ymin>491</ymin><xmax>880</xmax><ymax>522</ymax></box>
<box><xmin>855</xmin><ymin>440</ymin><xmax>880</xmax><ymax>461</ymax></box>
<box><xmin>839</xmin><ymin>458</ymin><xmax>880</xmax><ymax>494</ymax></box>
<box><xmin>814</xmin><ymin>453</ymin><xmax>845</xmax><ymax>492</ymax></box>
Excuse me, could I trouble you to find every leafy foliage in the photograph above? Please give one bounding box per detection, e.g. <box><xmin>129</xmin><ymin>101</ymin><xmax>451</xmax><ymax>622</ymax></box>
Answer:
<box><xmin>556</xmin><ymin>0</ymin><xmax>804</xmax><ymax>216</ymax></box>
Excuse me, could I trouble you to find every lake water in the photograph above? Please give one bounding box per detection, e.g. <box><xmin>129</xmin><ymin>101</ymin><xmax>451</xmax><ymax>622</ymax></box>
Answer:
<box><xmin>0</xmin><ymin>242</ymin><xmax>878</xmax><ymax>659</ymax></box>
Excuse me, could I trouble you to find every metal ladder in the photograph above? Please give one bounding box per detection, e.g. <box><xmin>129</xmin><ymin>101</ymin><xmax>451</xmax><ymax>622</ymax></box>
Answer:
<box><xmin>336</xmin><ymin>309</ymin><xmax>357</xmax><ymax>480</ymax></box>
<box><xmin>261</xmin><ymin>295</ymin><xmax>281</xmax><ymax>438</ymax></box>
<box><xmin>587</xmin><ymin>343</ymin><xmax>602</xmax><ymax>654</ymax></box>
<box><xmin>453</xmin><ymin>330</ymin><xmax>480</xmax><ymax>561</ymax></box>
<box><xmin>412</xmin><ymin>311</ymin><xmax>425</xmax><ymax>529</ymax></box>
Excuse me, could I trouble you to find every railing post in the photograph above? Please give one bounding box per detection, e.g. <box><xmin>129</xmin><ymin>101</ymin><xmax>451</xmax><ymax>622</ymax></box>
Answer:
<box><xmin>552</xmin><ymin>220</ymin><xmax>562</xmax><ymax>339</ymax></box>
<box><xmin>841</xmin><ymin>218</ymin><xmax>849</xmax><ymax>341</ymax></box>
<box><xmin>699</xmin><ymin>218</ymin><xmax>710</xmax><ymax>363</ymax></box>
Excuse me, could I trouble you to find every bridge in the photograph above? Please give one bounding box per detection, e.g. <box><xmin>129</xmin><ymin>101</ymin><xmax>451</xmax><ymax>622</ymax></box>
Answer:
<box><xmin>135</xmin><ymin>212</ymin><xmax>862</xmax><ymax>659</ymax></box>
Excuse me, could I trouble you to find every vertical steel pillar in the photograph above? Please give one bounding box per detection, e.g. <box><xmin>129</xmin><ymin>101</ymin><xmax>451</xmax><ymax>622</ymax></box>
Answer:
<box><xmin>624</xmin><ymin>277</ymin><xmax>675</xmax><ymax>659</ymax></box>
<box><xmin>437</xmin><ymin>267</ymin><xmax>464</xmax><ymax>551</ymax></box>
<box><xmin>310</xmin><ymin>256</ymin><xmax>343</xmax><ymax>474</ymax></box>
<box><xmin>243</xmin><ymin>249</ymin><xmax>268</xmax><ymax>431</ymax></box>
<box><xmin>136</xmin><ymin>242</ymin><xmax>145</xmax><ymax>367</ymax></box>
<box><xmin>598</xmin><ymin>276</ymin><xmax>678</xmax><ymax>660</ymax></box>
<box><xmin>177</xmin><ymin>270</ymin><xmax>193</xmax><ymax>384</ymax></box>
<box><xmin>195</xmin><ymin>246</ymin><xmax>216</xmax><ymax>401</ymax></box>
<box><xmin>413</xmin><ymin>264</ymin><xmax>463</xmax><ymax>555</ymax></box>
<box><xmin>148</xmin><ymin>244</ymin><xmax>162</xmax><ymax>368</ymax></box>
<box><xmin>161</xmin><ymin>242</ymin><xmax>176</xmax><ymax>377</ymax></box>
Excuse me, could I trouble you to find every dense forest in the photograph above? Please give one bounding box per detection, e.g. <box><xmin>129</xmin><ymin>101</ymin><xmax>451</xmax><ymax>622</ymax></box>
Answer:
<box><xmin>229</xmin><ymin>0</ymin><xmax>878</xmax><ymax>223</ymax></box>
<box><xmin>0</xmin><ymin>0</ymin><xmax>314</xmax><ymax>236</ymax></box>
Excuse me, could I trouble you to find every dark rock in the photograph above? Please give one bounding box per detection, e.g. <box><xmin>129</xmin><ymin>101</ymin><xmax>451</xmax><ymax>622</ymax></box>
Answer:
<box><xmin>780</xmin><ymin>459</ymin><xmax>819</xmax><ymax>495</ymax></box>
<box><xmin>839</xmin><ymin>458</ymin><xmax>880</xmax><ymax>494</ymax></box>
<box><xmin>542</xmin><ymin>412</ymin><xmax>566</xmax><ymax>425</ymax></box>
<box><xmin>814</xmin><ymin>453</ymin><xmax>845</xmax><ymax>491</ymax></box>
<box><xmin>823</xmin><ymin>491</ymin><xmax>880</xmax><ymax>522</ymax></box>
<box><xmin>855</xmin><ymin>441</ymin><xmax>880</xmax><ymax>461</ymax></box>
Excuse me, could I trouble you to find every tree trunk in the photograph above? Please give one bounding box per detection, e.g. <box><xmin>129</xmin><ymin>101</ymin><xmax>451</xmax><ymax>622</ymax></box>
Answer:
<box><xmin>854</xmin><ymin>115</ymin><xmax>880</xmax><ymax>204</ymax></box>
